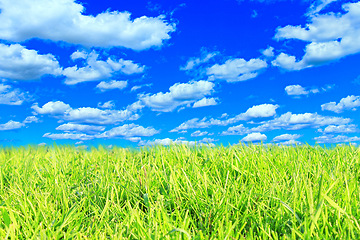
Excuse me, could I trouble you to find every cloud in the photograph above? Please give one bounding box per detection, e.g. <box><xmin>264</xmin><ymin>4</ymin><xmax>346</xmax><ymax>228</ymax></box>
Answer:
<box><xmin>321</xmin><ymin>95</ymin><xmax>360</xmax><ymax>113</ymax></box>
<box><xmin>314</xmin><ymin>134</ymin><xmax>360</xmax><ymax>144</ymax></box>
<box><xmin>251</xmin><ymin>112</ymin><xmax>351</xmax><ymax>132</ymax></box>
<box><xmin>0</xmin><ymin>0</ymin><xmax>175</xmax><ymax>50</ymax></box>
<box><xmin>180</xmin><ymin>48</ymin><xmax>218</xmax><ymax>71</ymax></box>
<box><xmin>32</xmin><ymin>100</ymin><xmax>139</xmax><ymax>125</ymax></box>
<box><xmin>56</xmin><ymin>123</ymin><xmax>105</xmax><ymax>134</ymax></box>
<box><xmin>32</xmin><ymin>101</ymin><xmax>72</xmax><ymax>115</ymax></box>
<box><xmin>0</xmin><ymin>44</ymin><xmax>62</xmax><ymax>81</ymax></box>
<box><xmin>193</xmin><ymin>97</ymin><xmax>218</xmax><ymax>108</ymax></box>
<box><xmin>131</xmin><ymin>83</ymin><xmax>152</xmax><ymax>92</ymax></box>
<box><xmin>139</xmin><ymin>137</ymin><xmax>215</xmax><ymax>146</ymax></box>
<box><xmin>221</xmin><ymin>124</ymin><xmax>250</xmax><ymax>136</ymax></box>
<box><xmin>171</xmin><ymin>103</ymin><xmax>279</xmax><ymax>132</ymax></box>
<box><xmin>0</xmin><ymin>120</ymin><xmax>24</xmax><ymax>131</ymax></box>
<box><xmin>242</xmin><ymin>132</ymin><xmax>267</xmax><ymax>142</ymax></box>
<box><xmin>138</xmin><ymin>80</ymin><xmax>215</xmax><ymax>112</ymax></box>
<box><xmin>273</xmin><ymin>133</ymin><xmax>301</xmax><ymax>142</ymax></box>
<box><xmin>306</xmin><ymin>0</ymin><xmax>339</xmax><ymax>16</ymax></box>
<box><xmin>191</xmin><ymin>130</ymin><xmax>208</xmax><ymax>137</ymax></box>
<box><xmin>23</xmin><ymin>116</ymin><xmax>40</xmax><ymax>124</ymax></box>
<box><xmin>0</xmin><ymin>83</ymin><xmax>29</xmax><ymax>105</ymax></box>
<box><xmin>97</xmin><ymin>101</ymin><xmax>115</xmax><ymax>109</ymax></box>
<box><xmin>318</xmin><ymin>124</ymin><xmax>358</xmax><ymax>134</ymax></box>
<box><xmin>70</xmin><ymin>50</ymin><xmax>87</xmax><ymax>60</ymax></box>
<box><xmin>63</xmin><ymin>51</ymin><xmax>144</xmax><ymax>85</ymax></box>
<box><xmin>96</xmin><ymin>80</ymin><xmax>128</xmax><ymax>92</ymax></box>
<box><xmin>98</xmin><ymin>124</ymin><xmax>159</xmax><ymax>138</ymax></box>
<box><xmin>207</xmin><ymin>57</ymin><xmax>267</xmax><ymax>82</ymax></box>
<box><xmin>261</xmin><ymin>46</ymin><xmax>274</xmax><ymax>57</ymax></box>
<box><xmin>43</xmin><ymin>132</ymin><xmax>94</xmax><ymax>141</ymax></box>
<box><xmin>273</xmin><ymin>1</ymin><xmax>360</xmax><ymax>70</ymax></box>
<box><xmin>285</xmin><ymin>85</ymin><xmax>309</xmax><ymax>96</ymax></box>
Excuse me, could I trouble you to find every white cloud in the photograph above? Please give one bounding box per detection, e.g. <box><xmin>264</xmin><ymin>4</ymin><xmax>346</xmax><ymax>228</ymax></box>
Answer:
<box><xmin>193</xmin><ymin>97</ymin><xmax>218</xmax><ymax>108</ymax></box>
<box><xmin>319</xmin><ymin>124</ymin><xmax>358</xmax><ymax>134</ymax></box>
<box><xmin>221</xmin><ymin>124</ymin><xmax>250</xmax><ymax>136</ymax></box>
<box><xmin>43</xmin><ymin>132</ymin><xmax>94</xmax><ymax>141</ymax></box>
<box><xmin>273</xmin><ymin>133</ymin><xmax>301</xmax><ymax>142</ymax></box>
<box><xmin>63</xmin><ymin>51</ymin><xmax>144</xmax><ymax>85</ymax></box>
<box><xmin>191</xmin><ymin>130</ymin><xmax>208</xmax><ymax>137</ymax></box>
<box><xmin>56</xmin><ymin>123</ymin><xmax>105</xmax><ymax>133</ymax></box>
<box><xmin>32</xmin><ymin>100</ymin><xmax>139</xmax><ymax>125</ymax></box>
<box><xmin>261</xmin><ymin>46</ymin><xmax>274</xmax><ymax>58</ymax></box>
<box><xmin>251</xmin><ymin>112</ymin><xmax>351</xmax><ymax>132</ymax></box>
<box><xmin>98</xmin><ymin>124</ymin><xmax>159</xmax><ymax>138</ymax></box>
<box><xmin>285</xmin><ymin>85</ymin><xmax>309</xmax><ymax>96</ymax></box>
<box><xmin>207</xmin><ymin>58</ymin><xmax>267</xmax><ymax>82</ymax></box>
<box><xmin>96</xmin><ymin>80</ymin><xmax>128</xmax><ymax>92</ymax></box>
<box><xmin>97</xmin><ymin>101</ymin><xmax>115</xmax><ymax>109</ymax></box>
<box><xmin>321</xmin><ymin>95</ymin><xmax>360</xmax><ymax>113</ymax></box>
<box><xmin>180</xmin><ymin>48</ymin><xmax>218</xmax><ymax>71</ymax></box>
<box><xmin>0</xmin><ymin>120</ymin><xmax>24</xmax><ymax>131</ymax></box>
<box><xmin>32</xmin><ymin>101</ymin><xmax>72</xmax><ymax>115</ymax></box>
<box><xmin>131</xmin><ymin>83</ymin><xmax>152</xmax><ymax>92</ymax></box>
<box><xmin>171</xmin><ymin>103</ymin><xmax>279</xmax><ymax>132</ymax></box>
<box><xmin>273</xmin><ymin>1</ymin><xmax>360</xmax><ymax>70</ymax></box>
<box><xmin>139</xmin><ymin>137</ymin><xmax>215</xmax><ymax>146</ymax></box>
<box><xmin>242</xmin><ymin>132</ymin><xmax>267</xmax><ymax>142</ymax></box>
<box><xmin>0</xmin><ymin>44</ymin><xmax>61</xmax><ymax>81</ymax></box>
<box><xmin>138</xmin><ymin>80</ymin><xmax>215</xmax><ymax>112</ymax></box>
<box><xmin>0</xmin><ymin>83</ymin><xmax>28</xmax><ymax>105</ymax></box>
<box><xmin>23</xmin><ymin>116</ymin><xmax>40</xmax><ymax>124</ymax></box>
<box><xmin>0</xmin><ymin>0</ymin><xmax>175</xmax><ymax>50</ymax></box>
<box><xmin>70</xmin><ymin>50</ymin><xmax>87</xmax><ymax>60</ymax></box>
<box><xmin>314</xmin><ymin>134</ymin><xmax>360</xmax><ymax>144</ymax></box>
<box><xmin>306</xmin><ymin>0</ymin><xmax>339</xmax><ymax>16</ymax></box>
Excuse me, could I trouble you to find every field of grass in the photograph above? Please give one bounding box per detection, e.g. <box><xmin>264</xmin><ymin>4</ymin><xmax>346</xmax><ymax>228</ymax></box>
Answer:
<box><xmin>0</xmin><ymin>143</ymin><xmax>359</xmax><ymax>239</ymax></box>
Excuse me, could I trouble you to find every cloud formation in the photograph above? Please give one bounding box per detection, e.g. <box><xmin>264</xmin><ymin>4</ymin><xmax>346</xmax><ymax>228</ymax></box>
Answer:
<box><xmin>0</xmin><ymin>0</ymin><xmax>175</xmax><ymax>50</ymax></box>
<box><xmin>0</xmin><ymin>83</ymin><xmax>29</xmax><ymax>105</ymax></box>
<box><xmin>273</xmin><ymin>1</ymin><xmax>360</xmax><ymax>70</ymax></box>
<box><xmin>0</xmin><ymin>44</ymin><xmax>61</xmax><ymax>81</ymax></box>
<box><xmin>321</xmin><ymin>95</ymin><xmax>360</xmax><ymax>113</ymax></box>
<box><xmin>0</xmin><ymin>120</ymin><xmax>24</xmax><ymax>131</ymax></box>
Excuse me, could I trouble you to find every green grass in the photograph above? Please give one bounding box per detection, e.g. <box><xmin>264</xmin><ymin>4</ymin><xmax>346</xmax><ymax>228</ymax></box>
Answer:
<box><xmin>0</xmin><ymin>143</ymin><xmax>360</xmax><ymax>239</ymax></box>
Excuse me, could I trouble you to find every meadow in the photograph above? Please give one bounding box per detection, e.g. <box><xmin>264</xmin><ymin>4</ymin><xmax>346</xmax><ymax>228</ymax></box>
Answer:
<box><xmin>0</xmin><ymin>143</ymin><xmax>359</xmax><ymax>239</ymax></box>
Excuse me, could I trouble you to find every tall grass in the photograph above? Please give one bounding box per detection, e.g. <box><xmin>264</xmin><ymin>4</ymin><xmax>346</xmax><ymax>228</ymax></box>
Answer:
<box><xmin>0</xmin><ymin>143</ymin><xmax>359</xmax><ymax>239</ymax></box>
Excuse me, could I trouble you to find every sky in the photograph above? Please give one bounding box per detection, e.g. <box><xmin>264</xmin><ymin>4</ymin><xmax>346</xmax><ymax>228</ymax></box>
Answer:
<box><xmin>1</xmin><ymin>0</ymin><xmax>360</xmax><ymax>148</ymax></box>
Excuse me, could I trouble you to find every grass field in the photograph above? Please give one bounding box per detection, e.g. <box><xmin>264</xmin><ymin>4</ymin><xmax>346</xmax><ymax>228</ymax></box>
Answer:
<box><xmin>0</xmin><ymin>143</ymin><xmax>359</xmax><ymax>239</ymax></box>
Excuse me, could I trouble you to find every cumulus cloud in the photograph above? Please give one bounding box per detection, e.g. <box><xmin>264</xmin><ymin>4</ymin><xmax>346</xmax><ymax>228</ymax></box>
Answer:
<box><xmin>23</xmin><ymin>116</ymin><xmax>40</xmax><ymax>124</ymax></box>
<box><xmin>131</xmin><ymin>83</ymin><xmax>152</xmax><ymax>92</ymax></box>
<box><xmin>96</xmin><ymin>80</ymin><xmax>128</xmax><ymax>92</ymax></box>
<box><xmin>314</xmin><ymin>134</ymin><xmax>360</xmax><ymax>144</ymax></box>
<box><xmin>318</xmin><ymin>124</ymin><xmax>358</xmax><ymax>134</ymax></box>
<box><xmin>273</xmin><ymin>133</ymin><xmax>302</xmax><ymax>142</ymax></box>
<box><xmin>98</xmin><ymin>124</ymin><xmax>159</xmax><ymax>138</ymax></box>
<box><xmin>273</xmin><ymin>1</ymin><xmax>360</xmax><ymax>70</ymax></box>
<box><xmin>70</xmin><ymin>50</ymin><xmax>87</xmax><ymax>60</ymax></box>
<box><xmin>32</xmin><ymin>101</ymin><xmax>72</xmax><ymax>115</ymax></box>
<box><xmin>63</xmin><ymin>51</ymin><xmax>144</xmax><ymax>85</ymax></box>
<box><xmin>0</xmin><ymin>120</ymin><xmax>24</xmax><ymax>131</ymax></box>
<box><xmin>242</xmin><ymin>132</ymin><xmax>267</xmax><ymax>142</ymax></box>
<box><xmin>43</xmin><ymin>132</ymin><xmax>94</xmax><ymax>141</ymax></box>
<box><xmin>139</xmin><ymin>137</ymin><xmax>215</xmax><ymax>146</ymax></box>
<box><xmin>97</xmin><ymin>101</ymin><xmax>115</xmax><ymax>109</ymax></box>
<box><xmin>221</xmin><ymin>124</ymin><xmax>250</xmax><ymax>136</ymax></box>
<box><xmin>0</xmin><ymin>0</ymin><xmax>175</xmax><ymax>50</ymax></box>
<box><xmin>171</xmin><ymin>103</ymin><xmax>279</xmax><ymax>132</ymax></box>
<box><xmin>56</xmin><ymin>123</ymin><xmax>105</xmax><ymax>134</ymax></box>
<box><xmin>0</xmin><ymin>83</ymin><xmax>29</xmax><ymax>105</ymax></box>
<box><xmin>191</xmin><ymin>130</ymin><xmax>208</xmax><ymax>137</ymax></box>
<box><xmin>207</xmin><ymin>57</ymin><xmax>267</xmax><ymax>82</ymax></box>
<box><xmin>0</xmin><ymin>44</ymin><xmax>61</xmax><ymax>81</ymax></box>
<box><xmin>261</xmin><ymin>46</ymin><xmax>274</xmax><ymax>58</ymax></box>
<box><xmin>193</xmin><ymin>97</ymin><xmax>218</xmax><ymax>108</ymax></box>
<box><xmin>32</xmin><ymin>100</ymin><xmax>139</xmax><ymax>125</ymax></box>
<box><xmin>285</xmin><ymin>85</ymin><xmax>310</xmax><ymax>96</ymax></box>
<box><xmin>321</xmin><ymin>95</ymin><xmax>360</xmax><ymax>113</ymax></box>
<box><xmin>138</xmin><ymin>80</ymin><xmax>215</xmax><ymax>112</ymax></box>
<box><xmin>180</xmin><ymin>48</ymin><xmax>218</xmax><ymax>71</ymax></box>
<box><xmin>251</xmin><ymin>112</ymin><xmax>351</xmax><ymax>132</ymax></box>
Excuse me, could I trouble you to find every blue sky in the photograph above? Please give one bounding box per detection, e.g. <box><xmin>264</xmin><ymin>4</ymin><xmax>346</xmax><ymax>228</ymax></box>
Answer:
<box><xmin>1</xmin><ymin>0</ymin><xmax>360</xmax><ymax>147</ymax></box>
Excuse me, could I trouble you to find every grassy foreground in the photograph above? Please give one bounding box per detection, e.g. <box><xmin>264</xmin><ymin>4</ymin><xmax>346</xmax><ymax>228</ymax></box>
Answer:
<box><xmin>0</xmin><ymin>144</ymin><xmax>359</xmax><ymax>239</ymax></box>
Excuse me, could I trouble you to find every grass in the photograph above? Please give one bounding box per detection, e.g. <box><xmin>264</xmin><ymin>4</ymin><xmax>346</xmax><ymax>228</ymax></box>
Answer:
<box><xmin>0</xmin><ymin>143</ymin><xmax>360</xmax><ymax>239</ymax></box>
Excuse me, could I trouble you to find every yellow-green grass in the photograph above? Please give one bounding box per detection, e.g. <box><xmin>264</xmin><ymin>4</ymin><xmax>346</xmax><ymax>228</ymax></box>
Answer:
<box><xmin>0</xmin><ymin>143</ymin><xmax>359</xmax><ymax>239</ymax></box>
